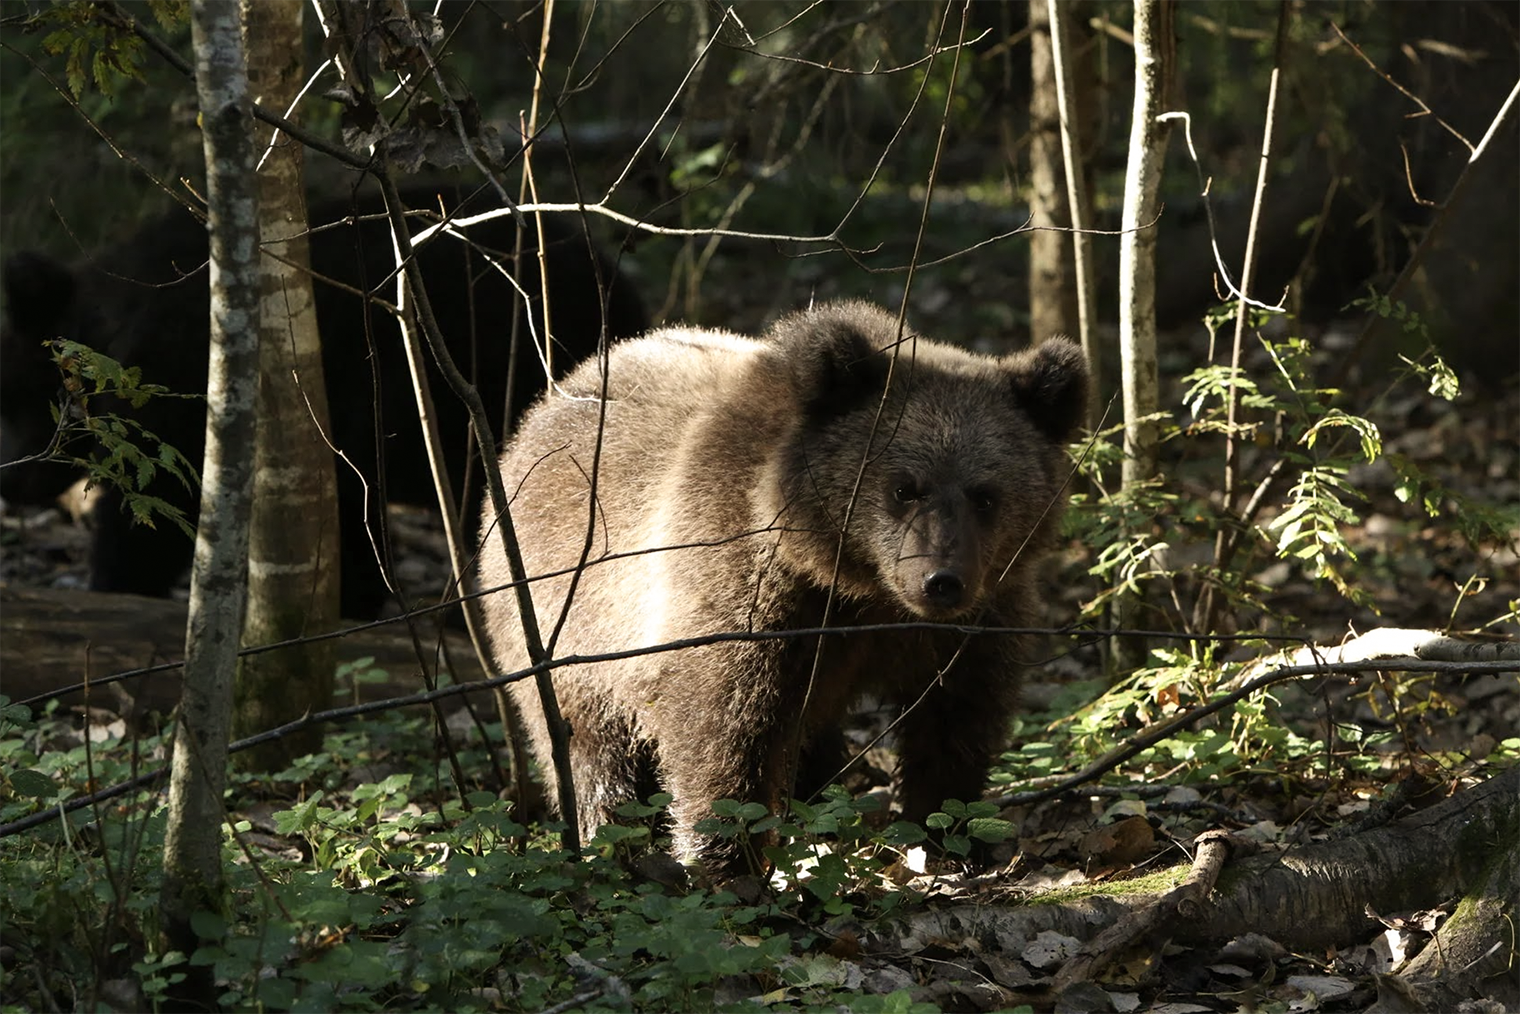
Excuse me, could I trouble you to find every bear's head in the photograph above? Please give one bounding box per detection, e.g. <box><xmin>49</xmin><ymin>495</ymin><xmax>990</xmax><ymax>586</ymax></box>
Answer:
<box><xmin>767</xmin><ymin>301</ymin><xmax>1088</xmax><ymax>620</ymax></box>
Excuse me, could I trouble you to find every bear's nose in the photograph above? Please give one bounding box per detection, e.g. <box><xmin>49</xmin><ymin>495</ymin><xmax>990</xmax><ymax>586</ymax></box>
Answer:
<box><xmin>922</xmin><ymin>570</ymin><xmax>966</xmax><ymax>610</ymax></box>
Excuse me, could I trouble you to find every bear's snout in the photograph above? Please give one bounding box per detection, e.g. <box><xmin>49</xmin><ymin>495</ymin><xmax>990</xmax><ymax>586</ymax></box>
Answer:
<box><xmin>890</xmin><ymin>493</ymin><xmax>987</xmax><ymax>618</ymax></box>
<box><xmin>896</xmin><ymin>554</ymin><xmax>982</xmax><ymax>619</ymax></box>
<box><xmin>922</xmin><ymin>569</ymin><xmax>967</xmax><ymax>610</ymax></box>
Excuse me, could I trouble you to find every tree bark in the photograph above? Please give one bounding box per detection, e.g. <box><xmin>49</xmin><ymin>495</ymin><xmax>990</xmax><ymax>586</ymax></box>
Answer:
<box><xmin>1385</xmin><ymin>809</ymin><xmax>1520</xmax><ymax>1010</ymax></box>
<box><xmin>1118</xmin><ymin>0</ymin><xmax>1172</xmax><ymax>489</ymax></box>
<box><xmin>160</xmin><ymin>1</ymin><xmax>260</xmax><ymax>1006</ymax></box>
<box><xmin>1184</xmin><ymin>765</ymin><xmax>1520</xmax><ymax>948</ymax></box>
<box><xmin>1046</xmin><ymin>0</ymin><xmax>1099</xmax><ymax>431</ymax></box>
<box><xmin>234</xmin><ymin>0</ymin><xmax>339</xmax><ymax>770</ymax></box>
<box><xmin>1111</xmin><ymin>0</ymin><xmax>1175</xmax><ymax>670</ymax></box>
<box><xmin>1026</xmin><ymin>0</ymin><xmax>1077</xmax><ymax>345</ymax></box>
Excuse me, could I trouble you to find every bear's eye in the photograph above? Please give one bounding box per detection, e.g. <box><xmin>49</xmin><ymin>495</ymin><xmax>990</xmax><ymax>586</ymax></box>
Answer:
<box><xmin>893</xmin><ymin>481</ymin><xmax>924</xmax><ymax>504</ymax></box>
<box><xmin>971</xmin><ymin>487</ymin><xmax>998</xmax><ymax>513</ymax></box>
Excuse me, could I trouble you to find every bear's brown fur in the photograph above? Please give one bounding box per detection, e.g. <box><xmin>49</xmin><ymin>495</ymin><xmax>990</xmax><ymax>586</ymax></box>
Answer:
<box><xmin>477</xmin><ymin>301</ymin><xmax>1088</xmax><ymax>873</ymax></box>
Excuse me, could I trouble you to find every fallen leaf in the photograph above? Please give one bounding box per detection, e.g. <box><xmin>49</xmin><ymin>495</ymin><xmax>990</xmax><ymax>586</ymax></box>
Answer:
<box><xmin>1081</xmin><ymin>815</ymin><xmax>1155</xmax><ymax>870</ymax></box>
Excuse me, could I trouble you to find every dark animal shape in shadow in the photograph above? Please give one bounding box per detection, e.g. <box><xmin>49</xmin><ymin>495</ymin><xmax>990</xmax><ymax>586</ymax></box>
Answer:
<box><xmin>0</xmin><ymin>186</ymin><xmax>648</xmax><ymax>618</ymax></box>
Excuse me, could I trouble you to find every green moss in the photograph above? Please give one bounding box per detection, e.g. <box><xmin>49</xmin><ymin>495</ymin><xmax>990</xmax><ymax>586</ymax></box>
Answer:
<box><xmin>1027</xmin><ymin>863</ymin><xmax>1191</xmax><ymax>906</ymax></box>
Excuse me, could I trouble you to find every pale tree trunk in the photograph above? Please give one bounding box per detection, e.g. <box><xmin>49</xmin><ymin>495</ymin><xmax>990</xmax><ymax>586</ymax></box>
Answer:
<box><xmin>1118</xmin><ymin>0</ymin><xmax>1172</xmax><ymax>489</ymax></box>
<box><xmin>888</xmin><ymin>766</ymin><xmax>1519</xmax><ymax>1000</ymax></box>
<box><xmin>160</xmin><ymin>1</ymin><xmax>260</xmax><ymax>1005</ymax></box>
<box><xmin>1027</xmin><ymin>0</ymin><xmax>1078</xmax><ymax>345</ymax></box>
<box><xmin>1111</xmin><ymin>0</ymin><xmax>1175</xmax><ymax>669</ymax></box>
<box><xmin>234</xmin><ymin>0</ymin><xmax>338</xmax><ymax>769</ymax></box>
<box><xmin>1047</xmin><ymin>0</ymin><xmax>1100</xmax><ymax>431</ymax></box>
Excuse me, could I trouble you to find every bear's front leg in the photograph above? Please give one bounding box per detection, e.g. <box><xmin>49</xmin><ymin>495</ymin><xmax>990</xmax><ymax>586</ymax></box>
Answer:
<box><xmin>891</xmin><ymin>640</ymin><xmax>1021</xmax><ymax>824</ymax></box>
<box><xmin>655</xmin><ymin>643</ymin><xmax>807</xmax><ymax>878</ymax></box>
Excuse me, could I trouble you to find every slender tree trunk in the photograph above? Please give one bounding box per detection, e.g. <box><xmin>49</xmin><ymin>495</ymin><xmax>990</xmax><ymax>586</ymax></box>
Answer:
<box><xmin>1047</xmin><ymin>0</ymin><xmax>1100</xmax><ymax>430</ymax></box>
<box><xmin>1195</xmin><ymin>3</ymin><xmax>1290</xmax><ymax>636</ymax></box>
<box><xmin>234</xmin><ymin>0</ymin><xmax>338</xmax><ymax>769</ymax></box>
<box><xmin>160</xmin><ymin>1</ymin><xmax>260</xmax><ymax>1004</ymax></box>
<box><xmin>1111</xmin><ymin>1</ymin><xmax>1175</xmax><ymax>669</ymax></box>
<box><xmin>1118</xmin><ymin>0</ymin><xmax>1173</xmax><ymax>489</ymax></box>
<box><xmin>1027</xmin><ymin>0</ymin><xmax>1078</xmax><ymax>345</ymax></box>
<box><xmin>376</xmin><ymin>172</ymin><xmax>583</xmax><ymax>851</ymax></box>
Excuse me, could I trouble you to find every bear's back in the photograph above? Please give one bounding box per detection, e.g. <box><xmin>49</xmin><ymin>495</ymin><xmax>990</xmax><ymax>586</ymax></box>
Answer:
<box><xmin>558</xmin><ymin>326</ymin><xmax>760</xmax><ymax>403</ymax></box>
<box><xmin>508</xmin><ymin>326</ymin><xmax>765</xmax><ymax>491</ymax></box>
<box><xmin>479</xmin><ymin>327</ymin><xmax>777</xmax><ymax>665</ymax></box>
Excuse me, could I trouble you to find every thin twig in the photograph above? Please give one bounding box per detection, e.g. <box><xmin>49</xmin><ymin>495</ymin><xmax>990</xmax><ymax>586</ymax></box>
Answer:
<box><xmin>9</xmin><ymin>651</ymin><xmax>1514</xmax><ymax>840</ymax></box>
<box><xmin>1198</xmin><ymin>1</ymin><xmax>1290</xmax><ymax>637</ymax></box>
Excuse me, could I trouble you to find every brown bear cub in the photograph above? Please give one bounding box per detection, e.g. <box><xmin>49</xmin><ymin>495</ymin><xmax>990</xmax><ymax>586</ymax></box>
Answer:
<box><xmin>477</xmin><ymin>300</ymin><xmax>1088</xmax><ymax>875</ymax></box>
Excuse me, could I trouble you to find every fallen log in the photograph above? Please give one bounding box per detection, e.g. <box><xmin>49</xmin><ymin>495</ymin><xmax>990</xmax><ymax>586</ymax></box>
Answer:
<box><xmin>0</xmin><ymin>584</ymin><xmax>486</xmax><ymax>721</ymax></box>
<box><xmin>877</xmin><ymin>765</ymin><xmax>1520</xmax><ymax>1006</ymax></box>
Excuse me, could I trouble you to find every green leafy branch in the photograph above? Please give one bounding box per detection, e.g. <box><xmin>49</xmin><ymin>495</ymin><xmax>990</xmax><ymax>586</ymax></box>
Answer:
<box><xmin>28</xmin><ymin>339</ymin><xmax>201</xmax><ymax>537</ymax></box>
<box><xmin>36</xmin><ymin>0</ymin><xmax>186</xmax><ymax>99</ymax></box>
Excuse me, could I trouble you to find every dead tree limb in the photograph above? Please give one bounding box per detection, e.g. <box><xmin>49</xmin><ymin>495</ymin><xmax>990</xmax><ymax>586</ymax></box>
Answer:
<box><xmin>881</xmin><ymin>766</ymin><xmax>1519</xmax><ymax>993</ymax></box>
<box><xmin>1052</xmin><ymin>829</ymin><xmax>1246</xmax><ymax>991</ymax></box>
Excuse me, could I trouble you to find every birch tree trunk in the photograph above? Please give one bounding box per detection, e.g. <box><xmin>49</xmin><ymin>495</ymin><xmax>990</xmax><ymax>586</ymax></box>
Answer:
<box><xmin>1118</xmin><ymin>0</ymin><xmax>1173</xmax><ymax>489</ymax></box>
<box><xmin>1389</xmin><ymin>811</ymin><xmax>1520</xmax><ymax>1010</ymax></box>
<box><xmin>234</xmin><ymin>0</ymin><xmax>339</xmax><ymax>770</ymax></box>
<box><xmin>160</xmin><ymin>0</ymin><xmax>260</xmax><ymax>1004</ymax></box>
<box><xmin>1109</xmin><ymin>1</ymin><xmax>1175</xmax><ymax>669</ymax></box>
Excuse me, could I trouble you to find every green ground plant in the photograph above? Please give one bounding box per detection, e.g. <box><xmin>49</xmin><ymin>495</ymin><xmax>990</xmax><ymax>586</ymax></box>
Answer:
<box><xmin>0</xmin><ymin>701</ymin><xmax>963</xmax><ymax>1012</ymax></box>
<box><xmin>1031</xmin><ymin>298</ymin><xmax>1517</xmax><ymax>798</ymax></box>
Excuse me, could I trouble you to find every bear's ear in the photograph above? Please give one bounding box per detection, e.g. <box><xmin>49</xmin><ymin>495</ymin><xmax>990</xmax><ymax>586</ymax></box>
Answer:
<box><xmin>1008</xmin><ymin>336</ymin><xmax>1089</xmax><ymax>442</ymax></box>
<box><xmin>2</xmin><ymin>252</ymin><xmax>77</xmax><ymax>340</ymax></box>
<box><xmin>770</xmin><ymin>301</ymin><xmax>894</xmax><ymax>414</ymax></box>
